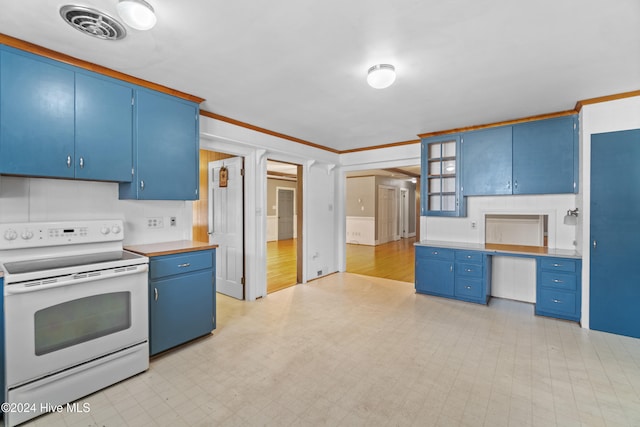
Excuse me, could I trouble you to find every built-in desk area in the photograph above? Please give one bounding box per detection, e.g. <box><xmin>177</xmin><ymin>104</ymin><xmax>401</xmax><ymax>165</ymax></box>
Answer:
<box><xmin>414</xmin><ymin>240</ymin><xmax>582</xmax><ymax>323</ymax></box>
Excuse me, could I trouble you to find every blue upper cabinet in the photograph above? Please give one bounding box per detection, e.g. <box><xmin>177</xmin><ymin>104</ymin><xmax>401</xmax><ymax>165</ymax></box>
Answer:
<box><xmin>461</xmin><ymin>126</ymin><xmax>513</xmax><ymax>196</ymax></box>
<box><xmin>0</xmin><ymin>46</ymin><xmax>133</xmax><ymax>182</ymax></box>
<box><xmin>119</xmin><ymin>89</ymin><xmax>199</xmax><ymax>200</ymax></box>
<box><xmin>0</xmin><ymin>48</ymin><xmax>75</xmax><ymax>178</ymax></box>
<box><xmin>75</xmin><ymin>73</ymin><xmax>133</xmax><ymax>182</ymax></box>
<box><xmin>421</xmin><ymin>134</ymin><xmax>464</xmax><ymax>216</ymax></box>
<box><xmin>512</xmin><ymin>115</ymin><xmax>578</xmax><ymax>194</ymax></box>
<box><xmin>459</xmin><ymin>115</ymin><xmax>578</xmax><ymax>197</ymax></box>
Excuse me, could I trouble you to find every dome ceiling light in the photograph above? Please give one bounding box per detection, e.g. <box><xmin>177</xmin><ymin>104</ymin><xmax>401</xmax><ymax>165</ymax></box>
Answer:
<box><xmin>116</xmin><ymin>0</ymin><xmax>157</xmax><ymax>31</ymax></box>
<box><xmin>367</xmin><ymin>64</ymin><xmax>396</xmax><ymax>89</ymax></box>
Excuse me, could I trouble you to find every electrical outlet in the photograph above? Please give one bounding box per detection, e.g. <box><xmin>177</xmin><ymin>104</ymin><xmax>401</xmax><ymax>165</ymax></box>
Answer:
<box><xmin>146</xmin><ymin>217</ymin><xmax>164</xmax><ymax>229</ymax></box>
<box><xmin>170</xmin><ymin>217</ymin><xmax>176</xmax><ymax>227</ymax></box>
<box><xmin>317</xmin><ymin>270</ymin><xmax>323</xmax><ymax>276</ymax></box>
<box><xmin>471</xmin><ymin>221</ymin><xmax>477</xmax><ymax>229</ymax></box>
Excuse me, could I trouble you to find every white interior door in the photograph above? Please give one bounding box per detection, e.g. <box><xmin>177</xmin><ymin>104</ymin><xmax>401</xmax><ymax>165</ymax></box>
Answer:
<box><xmin>209</xmin><ymin>157</ymin><xmax>244</xmax><ymax>300</ymax></box>
<box><xmin>277</xmin><ymin>188</ymin><xmax>294</xmax><ymax>240</ymax></box>
<box><xmin>377</xmin><ymin>186</ymin><xmax>397</xmax><ymax>244</ymax></box>
<box><xmin>400</xmin><ymin>188</ymin><xmax>409</xmax><ymax>238</ymax></box>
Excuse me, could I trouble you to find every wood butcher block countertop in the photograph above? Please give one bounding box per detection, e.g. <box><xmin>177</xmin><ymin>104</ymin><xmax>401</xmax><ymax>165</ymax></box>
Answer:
<box><xmin>125</xmin><ymin>240</ymin><xmax>218</xmax><ymax>257</ymax></box>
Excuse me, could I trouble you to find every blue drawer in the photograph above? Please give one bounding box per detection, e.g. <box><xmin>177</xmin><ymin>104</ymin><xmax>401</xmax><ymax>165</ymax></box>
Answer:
<box><xmin>150</xmin><ymin>250</ymin><xmax>214</xmax><ymax>279</ymax></box>
<box><xmin>455</xmin><ymin>277</ymin><xmax>483</xmax><ymax>300</ymax></box>
<box><xmin>455</xmin><ymin>262</ymin><xmax>483</xmax><ymax>278</ymax></box>
<box><xmin>540</xmin><ymin>258</ymin><xmax>577</xmax><ymax>273</ymax></box>
<box><xmin>540</xmin><ymin>271</ymin><xmax>576</xmax><ymax>291</ymax></box>
<box><xmin>455</xmin><ymin>250</ymin><xmax>483</xmax><ymax>263</ymax></box>
<box><xmin>537</xmin><ymin>288</ymin><xmax>577</xmax><ymax>317</ymax></box>
<box><xmin>416</xmin><ymin>246</ymin><xmax>454</xmax><ymax>261</ymax></box>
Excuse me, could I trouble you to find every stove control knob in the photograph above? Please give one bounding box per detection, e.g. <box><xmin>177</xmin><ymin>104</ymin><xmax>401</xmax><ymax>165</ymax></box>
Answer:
<box><xmin>111</xmin><ymin>225</ymin><xmax>122</xmax><ymax>234</ymax></box>
<box><xmin>4</xmin><ymin>229</ymin><xmax>18</xmax><ymax>241</ymax></box>
<box><xmin>100</xmin><ymin>227</ymin><xmax>111</xmax><ymax>235</ymax></box>
<box><xmin>21</xmin><ymin>230</ymin><xmax>34</xmax><ymax>240</ymax></box>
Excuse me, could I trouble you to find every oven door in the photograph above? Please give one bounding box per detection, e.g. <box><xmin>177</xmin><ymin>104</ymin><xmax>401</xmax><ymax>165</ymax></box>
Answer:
<box><xmin>4</xmin><ymin>265</ymin><xmax>148</xmax><ymax>388</ymax></box>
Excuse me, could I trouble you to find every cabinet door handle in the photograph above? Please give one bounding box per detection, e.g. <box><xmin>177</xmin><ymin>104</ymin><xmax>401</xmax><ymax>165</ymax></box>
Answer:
<box><xmin>140</xmin><ymin>180</ymin><xmax>145</xmax><ymax>190</ymax></box>
<box><xmin>66</xmin><ymin>155</ymin><xmax>72</xmax><ymax>168</ymax></box>
<box><xmin>593</xmin><ymin>240</ymin><xmax>597</xmax><ymax>249</ymax></box>
<box><xmin>178</xmin><ymin>263</ymin><xmax>191</xmax><ymax>268</ymax></box>
<box><xmin>450</xmin><ymin>265</ymin><xmax>453</xmax><ymax>272</ymax></box>
<box><xmin>79</xmin><ymin>157</ymin><xmax>84</xmax><ymax>169</ymax></box>
<box><xmin>514</xmin><ymin>180</ymin><xmax>518</xmax><ymax>189</ymax></box>
<box><xmin>507</xmin><ymin>180</ymin><xmax>511</xmax><ymax>190</ymax></box>
<box><xmin>154</xmin><ymin>288</ymin><xmax>158</xmax><ymax>301</ymax></box>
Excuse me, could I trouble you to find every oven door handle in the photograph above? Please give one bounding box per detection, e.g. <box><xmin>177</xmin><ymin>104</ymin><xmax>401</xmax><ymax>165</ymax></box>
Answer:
<box><xmin>4</xmin><ymin>265</ymin><xmax>148</xmax><ymax>295</ymax></box>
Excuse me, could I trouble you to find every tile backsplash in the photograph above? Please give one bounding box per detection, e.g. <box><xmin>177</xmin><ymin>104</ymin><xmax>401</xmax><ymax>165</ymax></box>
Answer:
<box><xmin>0</xmin><ymin>176</ymin><xmax>192</xmax><ymax>245</ymax></box>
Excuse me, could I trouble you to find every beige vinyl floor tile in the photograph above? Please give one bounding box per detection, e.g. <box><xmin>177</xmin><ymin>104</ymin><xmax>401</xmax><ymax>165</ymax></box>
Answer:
<box><xmin>10</xmin><ymin>272</ymin><xmax>640</xmax><ymax>426</ymax></box>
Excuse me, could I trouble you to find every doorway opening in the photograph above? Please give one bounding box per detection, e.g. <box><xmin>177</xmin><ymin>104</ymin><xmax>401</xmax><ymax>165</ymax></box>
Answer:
<box><xmin>266</xmin><ymin>160</ymin><xmax>302</xmax><ymax>293</ymax></box>
<box><xmin>345</xmin><ymin>166</ymin><xmax>420</xmax><ymax>282</ymax></box>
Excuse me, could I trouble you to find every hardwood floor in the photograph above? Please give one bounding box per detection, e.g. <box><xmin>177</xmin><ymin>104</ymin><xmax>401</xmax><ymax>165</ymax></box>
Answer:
<box><xmin>346</xmin><ymin>237</ymin><xmax>415</xmax><ymax>282</ymax></box>
<box><xmin>267</xmin><ymin>238</ymin><xmax>298</xmax><ymax>294</ymax></box>
<box><xmin>267</xmin><ymin>237</ymin><xmax>416</xmax><ymax>294</ymax></box>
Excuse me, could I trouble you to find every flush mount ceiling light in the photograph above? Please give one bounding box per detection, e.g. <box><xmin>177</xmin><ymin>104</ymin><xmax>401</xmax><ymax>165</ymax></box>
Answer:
<box><xmin>117</xmin><ymin>0</ymin><xmax>157</xmax><ymax>30</ymax></box>
<box><xmin>367</xmin><ymin>64</ymin><xmax>396</xmax><ymax>89</ymax></box>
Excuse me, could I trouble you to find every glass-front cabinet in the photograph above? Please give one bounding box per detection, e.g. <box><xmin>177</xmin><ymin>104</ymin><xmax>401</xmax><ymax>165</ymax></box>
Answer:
<box><xmin>421</xmin><ymin>134</ymin><xmax>464</xmax><ymax>216</ymax></box>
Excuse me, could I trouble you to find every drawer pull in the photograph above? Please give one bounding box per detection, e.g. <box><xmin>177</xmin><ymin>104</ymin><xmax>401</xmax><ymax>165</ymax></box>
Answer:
<box><xmin>465</xmin><ymin>268</ymin><xmax>473</xmax><ymax>272</ymax></box>
<box><xmin>178</xmin><ymin>263</ymin><xmax>191</xmax><ymax>268</ymax></box>
<box><xmin>433</xmin><ymin>251</ymin><xmax>438</xmax><ymax>255</ymax></box>
<box><xmin>466</xmin><ymin>255</ymin><xmax>472</xmax><ymax>259</ymax></box>
<box><xmin>552</xmin><ymin>299</ymin><xmax>561</xmax><ymax>304</ymax></box>
<box><xmin>465</xmin><ymin>286</ymin><xmax>472</xmax><ymax>290</ymax></box>
<box><xmin>552</xmin><ymin>263</ymin><xmax>562</xmax><ymax>267</ymax></box>
<box><xmin>553</xmin><ymin>279</ymin><xmax>564</xmax><ymax>283</ymax></box>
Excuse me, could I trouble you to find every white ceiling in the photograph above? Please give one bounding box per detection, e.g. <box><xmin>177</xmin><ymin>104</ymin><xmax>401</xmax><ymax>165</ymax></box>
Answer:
<box><xmin>1</xmin><ymin>0</ymin><xmax>638</xmax><ymax>152</ymax></box>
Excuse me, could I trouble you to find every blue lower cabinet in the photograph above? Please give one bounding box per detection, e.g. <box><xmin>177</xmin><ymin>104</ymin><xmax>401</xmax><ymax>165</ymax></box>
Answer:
<box><xmin>415</xmin><ymin>247</ymin><xmax>490</xmax><ymax>304</ymax></box>
<box><xmin>415</xmin><ymin>247</ymin><xmax>454</xmax><ymax>297</ymax></box>
<box><xmin>535</xmin><ymin>257</ymin><xmax>581</xmax><ymax>322</ymax></box>
<box><xmin>148</xmin><ymin>249</ymin><xmax>216</xmax><ymax>355</ymax></box>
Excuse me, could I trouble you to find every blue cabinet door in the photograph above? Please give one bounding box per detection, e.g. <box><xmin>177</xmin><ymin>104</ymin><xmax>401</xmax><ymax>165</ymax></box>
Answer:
<box><xmin>512</xmin><ymin>115</ymin><xmax>576</xmax><ymax>194</ymax></box>
<box><xmin>416</xmin><ymin>255</ymin><xmax>454</xmax><ymax>297</ymax></box>
<box><xmin>461</xmin><ymin>126</ymin><xmax>512</xmax><ymax>196</ymax></box>
<box><xmin>150</xmin><ymin>269</ymin><xmax>214</xmax><ymax>355</ymax></box>
<box><xmin>590</xmin><ymin>129</ymin><xmax>640</xmax><ymax>338</ymax></box>
<box><xmin>129</xmin><ymin>90</ymin><xmax>199</xmax><ymax>200</ymax></box>
<box><xmin>0</xmin><ymin>49</ymin><xmax>74</xmax><ymax>178</ymax></box>
<box><xmin>75</xmin><ymin>73</ymin><xmax>133</xmax><ymax>182</ymax></box>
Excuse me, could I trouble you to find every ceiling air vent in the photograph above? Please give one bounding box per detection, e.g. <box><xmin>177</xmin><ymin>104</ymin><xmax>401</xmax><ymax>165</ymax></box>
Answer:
<box><xmin>60</xmin><ymin>5</ymin><xmax>126</xmax><ymax>40</ymax></box>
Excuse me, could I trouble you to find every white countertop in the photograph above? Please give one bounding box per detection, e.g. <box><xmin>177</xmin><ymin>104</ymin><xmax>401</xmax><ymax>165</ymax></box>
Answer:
<box><xmin>415</xmin><ymin>240</ymin><xmax>581</xmax><ymax>259</ymax></box>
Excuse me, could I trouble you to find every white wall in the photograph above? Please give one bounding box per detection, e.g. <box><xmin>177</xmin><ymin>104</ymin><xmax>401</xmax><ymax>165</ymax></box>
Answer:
<box><xmin>579</xmin><ymin>95</ymin><xmax>640</xmax><ymax>329</ymax></box>
<box><xmin>0</xmin><ymin>176</ymin><xmax>192</xmax><ymax>245</ymax></box>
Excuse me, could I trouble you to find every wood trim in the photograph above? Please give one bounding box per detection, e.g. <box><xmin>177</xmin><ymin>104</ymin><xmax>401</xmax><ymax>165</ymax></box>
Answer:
<box><xmin>0</xmin><ymin>33</ymin><xmax>204</xmax><ymax>104</ymax></box>
<box><xmin>200</xmin><ymin>110</ymin><xmax>341</xmax><ymax>154</ymax></box>
<box><xmin>417</xmin><ymin>110</ymin><xmax>578</xmax><ymax>139</ymax></box>
<box><xmin>574</xmin><ymin>90</ymin><xmax>640</xmax><ymax>111</ymax></box>
<box><xmin>267</xmin><ymin>170</ymin><xmax>297</xmax><ymax>180</ymax></box>
<box><xmin>339</xmin><ymin>139</ymin><xmax>421</xmax><ymax>154</ymax></box>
